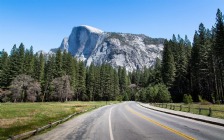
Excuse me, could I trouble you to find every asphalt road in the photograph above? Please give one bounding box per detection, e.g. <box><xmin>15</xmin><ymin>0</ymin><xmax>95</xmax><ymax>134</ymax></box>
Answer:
<box><xmin>32</xmin><ymin>102</ymin><xmax>224</xmax><ymax>140</ymax></box>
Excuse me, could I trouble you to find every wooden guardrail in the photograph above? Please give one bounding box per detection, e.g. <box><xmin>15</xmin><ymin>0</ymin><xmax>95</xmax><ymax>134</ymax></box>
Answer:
<box><xmin>152</xmin><ymin>103</ymin><xmax>224</xmax><ymax>117</ymax></box>
<box><xmin>7</xmin><ymin>105</ymin><xmax>103</xmax><ymax>140</ymax></box>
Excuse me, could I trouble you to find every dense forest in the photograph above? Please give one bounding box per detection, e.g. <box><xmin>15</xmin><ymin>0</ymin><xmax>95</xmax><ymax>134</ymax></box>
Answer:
<box><xmin>0</xmin><ymin>9</ymin><xmax>223</xmax><ymax>103</ymax></box>
<box><xmin>161</xmin><ymin>9</ymin><xmax>224</xmax><ymax>103</ymax></box>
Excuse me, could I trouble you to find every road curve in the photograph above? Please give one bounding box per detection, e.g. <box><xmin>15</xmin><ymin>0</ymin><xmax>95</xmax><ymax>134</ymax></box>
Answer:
<box><xmin>31</xmin><ymin>101</ymin><xmax>224</xmax><ymax>140</ymax></box>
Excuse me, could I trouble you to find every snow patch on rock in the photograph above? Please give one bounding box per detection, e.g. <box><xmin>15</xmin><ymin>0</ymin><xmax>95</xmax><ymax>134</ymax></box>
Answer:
<box><xmin>80</xmin><ymin>25</ymin><xmax>103</xmax><ymax>34</ymax></box>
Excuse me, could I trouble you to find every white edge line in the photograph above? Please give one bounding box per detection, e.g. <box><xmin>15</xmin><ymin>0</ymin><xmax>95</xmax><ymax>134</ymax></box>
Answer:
<box><xmin>109</xmin><ymin>107</ymin><xmax>114</xmax><ymax>140</ymax></box>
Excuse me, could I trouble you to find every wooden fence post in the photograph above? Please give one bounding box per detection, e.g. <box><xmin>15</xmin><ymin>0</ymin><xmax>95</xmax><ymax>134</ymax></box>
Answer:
<box><xmin>209</xmin><ymin>108</ymin><xmax>212</xmax><ymax>117</ymax></box>
<box><xmin>49</xmin><ymin>122</ymin><xmax>52</xmax><ymax>128</ymax></box>
<box><xmin>180</xmin><ymin>105</ymin><xmax>182</xmax><ymax>111</ymax></box>
<box><xmin>188</xmin><ymin>106</ymin><xmax>190</xmax><ymax>112</ymax></box>
<box><xmin>199</xmin><ymin>108</ymin><xmax>201</xmax><ymax>114</ymax></box>
<box><xmin>35</xmin><ymin>128</ymin><xmax>39</xmax><ymax>134</ymax></box>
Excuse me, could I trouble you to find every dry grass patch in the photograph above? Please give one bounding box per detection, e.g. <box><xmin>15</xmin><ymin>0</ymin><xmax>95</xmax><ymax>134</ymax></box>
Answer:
<box><xmin>0</xmin><ymin>117</ymin><xmax>31</xmax><ymax>128</ymax></box>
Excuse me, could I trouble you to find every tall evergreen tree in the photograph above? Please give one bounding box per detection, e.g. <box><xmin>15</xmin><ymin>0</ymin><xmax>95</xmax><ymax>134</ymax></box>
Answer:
<box><xmin>161</xmin><ymin>40</ymin><xmax>176</xmax><ymax>87</ymax></box>
<box><xmin>0</xmin><ymin>50</ymin><xmax>10</xmax><ymax>87</ymax></box>
<box><xmin>8</xmin><ymin>45</ymin><xmax>20</xmax><ymax>83</ymax></box>
<box><xmin>190</xmin><ymin>31</ymin><xmax>200</xmax><ymax>101</ymax></box>
<box><xmin>119</xmin><ymin>67</ymin><xmax>128</xmax><ymax>95</ymax></box>
<box><xmin>213</xmin><ymin>9</ymin><xmax>224</xmax><ymax>102</ymax></box>
<box><xmin>86</xmin><ymin>63</ymin><xmax>95</xmax><ymax>101</ymax></box>
<box><xmin>24</xmin><ymin>46</ymin><xmax>34</xmax><ymax>76</ymax></box>
<box><xmin>33</xmin><ymin>53</ymin><xmax>45</xmax><ymax>84</ymax></box>
<box><xmin>76</xmin><ymin>61</ymin><xmax>86</xmax><ymax>101</ymax></box>
<box><xmin>55</xmin><ymin>50</ymin><xmax>63</xmax><ymax>77</ymax></box>
<box><xmin>43</xmin><ymin>55</ymin><xmax>56</xmax><ymax>101</ymax></box>
<box><xmin>113</xmin><ymin>69</ymin><xmax>120</xmax><ymax>100</ymax></box>
<box><xmin>18</xmin><ymin>43</ymin><xmax>25</xmax><ymax>74</ymax></box>
<box><xmin>171</xmin><ymin>37</ymin><xmax>188</xmax><ymax>102</ymax></box>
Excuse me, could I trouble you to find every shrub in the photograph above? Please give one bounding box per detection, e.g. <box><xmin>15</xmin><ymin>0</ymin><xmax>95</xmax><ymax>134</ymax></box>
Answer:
<box><xmin>198</xmin><ymin>95</ymin><xmax>211</xmax><ymax>105</ymax></box>
<box><xmin>198</xmin><ymin>95</ymin><xmax>202</xmax><ymax>102</ymax></box>
<box><xmin>144</xmin><ymin>83</ymin><xmax>171</xmax><ymax>103</ymax></box>
<box><xmin>123</xmin><ymin>92</ymin><xmax>129</xmax><ymax>101</ymax></box>
<box><xmin>156</xmin><ymin>84</ymin><xmax>171</xmax><ymax>103</ymax></box>
<box><xmin>183</xmin><ymin>94</ymin><xmax>193</xmax><ymax>104</ymax></box>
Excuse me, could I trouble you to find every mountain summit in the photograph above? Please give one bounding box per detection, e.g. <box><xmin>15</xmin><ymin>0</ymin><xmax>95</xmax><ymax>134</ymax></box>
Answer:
<box><xmin>50</xmin><ymin>25</ymin><xmax>164</xmax><ymax>71</ymax></box>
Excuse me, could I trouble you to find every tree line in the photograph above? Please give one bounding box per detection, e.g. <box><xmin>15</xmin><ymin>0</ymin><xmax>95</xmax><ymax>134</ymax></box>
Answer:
<box><xmin>161</xmin><ymin>9</ymin><xmax>224</xmax><ymax>103</ymax></box>
<box><xmin>0</xmin><ymin>43</ymin><xmax>171</xmax><ymax>103</ymax></box>
<box><xmin>0</xmin><ymin>47</ymin><xmax>130</xmax><ymax>102</ymax></box>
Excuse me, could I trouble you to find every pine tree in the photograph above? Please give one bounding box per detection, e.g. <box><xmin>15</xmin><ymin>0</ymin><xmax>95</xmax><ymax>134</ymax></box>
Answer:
<box><xmin>103</xmin><ymin>64</ymin><xmax>112</xmax><ymax>101</ymax></box>
<box><xmin>76</xmin><ymin>61</ymin><xmax>86</xmax><ymax>101</ymax></box>
<box><xmin>55</xmin><ymin>50</ymin><xmax>63</xmax><ymax>77</ymax></box>
<box><xmin>190</xmin><ymin>24</ymin><xmax>214</xmax><ymax>101</ymax></box>
<box><xmin>62</xmin><ymin>50</ymin><xmax>68</xmax><ymax>75</ymax></box>
<box><xmin>43</xmin><ymin>55</ymin><xmax>56</xmax><ymax>101</ymax></box>
<box><xmin>213</xmin><ymin>9</ymin><xmax>224</xmax><ymax>102</ymax></box>
<box><xmin>24</xmin><ymin>46</ymin><xmax>34</xmax><ymax>76</ymax></box>
<box><xmin>93</xmin><ymin>66</ymin><xmax>101</xmax><ymax>100</ymax></box>
<box><xmin>161</xmin><ymin>40</ymin><xmax>176</xmax><ymax>87</ymax></box>
<box><xmin>119</xmin><ymin>67</ymin><xmax>127</xmax><ymax>96</ymax></box>
<box><xmin>113</xmin><ymin>69</ymin><xmax>120</xmax><ymax>100</ymax></box>
<box><xmin>33</xmin><ymin>53</ymin><xmax>45</xmax><ymax>84</ymax></box>
<box><xmin>86</xmin><ymin>63</ymin><xmax>95</xmax><ymax>101</ymax></box>
<box><xmin>190</xmin><ymin>31</ymin><xmax>200</xmax><ymax>101</ymax></box>
<box><xmin>214</xmin><ymin>9</ymin><xmax>224</xmax><ymax>65</ymax></box>
<box><xmin>171</xmin><ymin>36</ymin><xmax>188</xmax><ymax>102</ymax></box>
<box><xmin>0</xmin><ymin>50</ymin><xmax>10</xmax><ymax>87</ymax></box>
<box><xmin>200</xmin><ymin>27</ymin><xmax>212</xmax><ymax>101</ymax></box>
<box><xmin>71</xmin><ymin>58</ymin><xmax>77</xmax><ymax>97</ymax></box>
<box><xmin>18</xmin><ymin>43</ymin><xmax>25</xmax><ymax>74</ymax></box>
<box><xmin>99</xmin><ymin>64</ymin><xmax>106</xmax><ymax>100</ymax></box>
<box><xmin>8</xmin><ymin>45</ymin><xmax>20</xmax><ymax>82</ymax></box>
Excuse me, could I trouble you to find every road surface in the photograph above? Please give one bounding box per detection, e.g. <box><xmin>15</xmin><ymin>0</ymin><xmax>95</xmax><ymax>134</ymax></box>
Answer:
<box><xmin>32</xmin><ymin>101</ymin><xmax>224</xmax><ymax>140</ymax></box>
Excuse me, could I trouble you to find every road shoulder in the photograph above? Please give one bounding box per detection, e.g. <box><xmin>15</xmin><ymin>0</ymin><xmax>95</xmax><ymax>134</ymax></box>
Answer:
<box><xmin>138</xmin><ymin>102</ymin><xmax>224</xmax><ymax>127</ymax></box>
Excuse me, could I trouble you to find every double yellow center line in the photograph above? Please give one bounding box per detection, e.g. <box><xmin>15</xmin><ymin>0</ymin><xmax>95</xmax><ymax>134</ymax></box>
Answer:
<box><xmin>125</xmin><ymin>105</ymin><xmax>196</xmax><ymax>140</ymax></box>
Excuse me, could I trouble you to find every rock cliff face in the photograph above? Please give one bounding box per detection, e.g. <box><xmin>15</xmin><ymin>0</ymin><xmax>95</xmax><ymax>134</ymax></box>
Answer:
<box><xmin>51</xmin><ymin>25</ymin><xmax>164</xmax><ymax>71</ymax></box>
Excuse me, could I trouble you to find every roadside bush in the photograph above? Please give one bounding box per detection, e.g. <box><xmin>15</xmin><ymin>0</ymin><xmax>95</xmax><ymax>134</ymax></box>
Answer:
<box><xmin>146</xmin><ymin>86</ymin><xmax>158</xmax><ymax>102</ymax></box>
<box><xmin>155</xmin><ymin>84</ymin><xmax>171</xmax><ymax>103</ymax></box>
<box><xmin>142</xmin><ymin>83</ymin><xmax>171</xmax><ymax>103</ymax></box>
<box><xmin>116</xmin><ymin>95</ymin><xmax>123</xmax><ymax>102</ymax></box>
<box><xmin>198</xmin><ymin>95</ymin><xmax>211</xmax><ymax>105</ymax></box>
<box><xmin>123</xmin><ymin>92</ymin><xmax>129</xmax><ymax>101</ymax></box>
<box><xmin>183</xmin><ymin>94</ymin><xmax>193</xmax><ymax>104</ymax></box>
<box><xmin>139</xmin><ymin>89</ymin><xmax>146</xmax><ymax>102</ymax></box>
<box><xmin>198</xmin><ymin>95</ymin><xmax>203</xmax><ymax>102</ymax></box>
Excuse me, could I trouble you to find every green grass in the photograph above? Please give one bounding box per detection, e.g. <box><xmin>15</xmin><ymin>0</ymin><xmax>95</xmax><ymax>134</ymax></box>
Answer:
<box><xmin>0</xmin><ymin>101</ymin><xmax>118</xmax><ymax>140</ymax></box>
<box><xmin>154</xmin><ymin>103</ymin><xmax>224</xmax><ymax>119</ymax></box>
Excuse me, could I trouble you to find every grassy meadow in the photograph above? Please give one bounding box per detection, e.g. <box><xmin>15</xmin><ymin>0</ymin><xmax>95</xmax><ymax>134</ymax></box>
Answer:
<box><xmin>0</xmin><ymin>101</ymin><xmax>118</xmax><ymax>140</ymax></box>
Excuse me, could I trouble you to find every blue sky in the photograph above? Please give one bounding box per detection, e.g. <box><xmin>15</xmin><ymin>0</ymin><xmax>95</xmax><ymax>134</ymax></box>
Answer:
<box><xmin>0</xmin><ymin>0</ymin><xmax>223</xmax><ymax>53</ymax></box>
